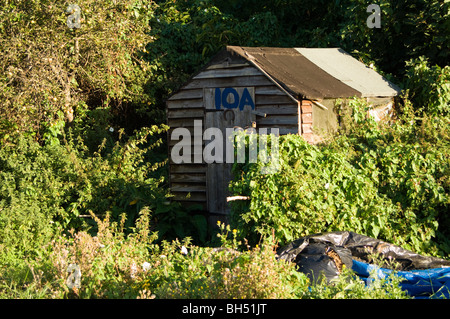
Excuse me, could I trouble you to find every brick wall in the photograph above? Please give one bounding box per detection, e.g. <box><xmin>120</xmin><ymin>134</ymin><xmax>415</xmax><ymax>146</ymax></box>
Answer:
<box><xmin>301</xmin><ymin>100</ymin><xmax>314</xmax><ymax>143</ymax></box>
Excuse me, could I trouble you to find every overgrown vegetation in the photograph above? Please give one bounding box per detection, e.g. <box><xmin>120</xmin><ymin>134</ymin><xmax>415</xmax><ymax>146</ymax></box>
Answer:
<box><xmin>230</xmin><ymin>96</ymin><xmax>450</xmax><ymax>256</ymax></box>
<box><xmin>0</xmin><ymin>0</ymin><xmax>448</xmax><ymax>299</ymax></box>
<box><xmin>0</xmin><ymin>211</ymin><xmax>409</xmax><ymax>299</ymax></box>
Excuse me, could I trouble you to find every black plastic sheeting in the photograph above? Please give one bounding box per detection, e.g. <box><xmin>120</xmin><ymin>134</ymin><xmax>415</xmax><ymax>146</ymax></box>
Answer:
<box><xmin>277</xmin><ymin>231</ymin><xmax>450</xmax><ymax>298</ymax></box>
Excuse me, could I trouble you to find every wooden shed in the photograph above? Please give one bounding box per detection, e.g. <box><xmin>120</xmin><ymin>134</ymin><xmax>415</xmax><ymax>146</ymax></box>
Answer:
<box><xmin>166</xmin><ymin>46</ymin><xmax>400</xmax><ymax>219</ymax></box>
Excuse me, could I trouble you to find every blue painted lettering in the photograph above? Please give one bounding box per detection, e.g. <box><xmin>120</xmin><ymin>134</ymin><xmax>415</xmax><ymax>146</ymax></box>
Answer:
<box><xmin>239</xmin><ymin>88</ymin><xmax>255</xmax><ymax>110</ymax></box>
<box><xmin>215</xmin><ymin>88</ymin><xmax>221</xmax><ymax>110</ymax></box>
<box><xmin>214</xmin><ymin>88</ymin><xmax>255</xmax><ymax>111</ymax></box>
<box><xmin>222</xmin><ymin>87</ymin><xmax>239</xmax><ymax>109</ymax></box>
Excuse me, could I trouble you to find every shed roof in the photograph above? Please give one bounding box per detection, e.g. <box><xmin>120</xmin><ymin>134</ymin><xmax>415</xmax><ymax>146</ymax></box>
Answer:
<box><xmin>224</xmin><ymin>46</ymin><xmax>401</xmax><ymax>100</ymax></box>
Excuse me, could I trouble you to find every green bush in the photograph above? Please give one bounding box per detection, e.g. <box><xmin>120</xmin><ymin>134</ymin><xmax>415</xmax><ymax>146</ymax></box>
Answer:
<box><xmin>0</xmin><ymin>0</ymin><xmax>157</xmax><ymax>139</ymax></box>
<box><xmin>229</xmin><ymin>97</ymin><xmax>450</xmax><ymax>257</ymax></box>
<box><xmin>404</xmin><ymin>57</ymin><xmax>450</xmax><ymax>116</ymax></box>
<box><xmin>0</xmin><ymin>124</ymin><xmax>183</xmax><ymax>290</ymax></box>
<box><xmin>1</xmin><ymin>125</ymin><xmax>167</xmax><ymax>229</ymax></box>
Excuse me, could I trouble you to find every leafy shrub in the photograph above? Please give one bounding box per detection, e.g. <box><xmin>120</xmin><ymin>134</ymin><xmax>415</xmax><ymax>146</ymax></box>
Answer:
<box><xmin>153</xmin><ymin>221</ymin><xmax>305</xmax><ymax>299</ymax></box>
<box><xmin>0</xmin><ymin>124</ymin><xmax>191</xmax><ymax>290</ymax></box>
<box><xmin>0</xmin><ymin>125</ymin><xmax>168</xmax><ymax>230</ymax></box>
<box><xmin>404</xmin><ymin>57</ymin><xmax>450</xmax><ymax>116</ymax></box>
<box><xmin>145</xmin><ymin>0</ymin><xmax>240</xmax><ymax>110</ymax></box>
<box><xmin>0</xmin><ymin>0</ymin><xmax>156</xmax><ymax>138</ymax></box>
<box><xmin>229</xmin><ymin>98</ymin><xmax>450</xmax><ymax>256</ymax></box>
<box><xmin>0</xmin><ymin>135</ymin><xmax>70</xmax><ymax>263</ymax></box>
<box><xmin>229</xmin><ymin>133</ymin><xmax>399</xmax><ymax>246</ymax></box>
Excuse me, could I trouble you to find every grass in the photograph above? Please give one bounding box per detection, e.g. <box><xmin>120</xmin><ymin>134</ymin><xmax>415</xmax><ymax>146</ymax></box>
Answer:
<box><xmin>0</xmin><ymin>210</ymin><xmax>412</xmax><ymax>299</ymax></box>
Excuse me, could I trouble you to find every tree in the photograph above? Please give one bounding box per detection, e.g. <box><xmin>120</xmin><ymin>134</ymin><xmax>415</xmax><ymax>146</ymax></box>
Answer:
<box><xmin>0</xmin><ymin>0</ymin><xmax>154</xmax><ymax>141</ymax></box>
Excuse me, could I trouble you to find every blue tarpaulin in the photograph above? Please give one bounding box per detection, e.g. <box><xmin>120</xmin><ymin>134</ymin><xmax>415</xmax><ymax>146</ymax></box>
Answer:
<box><xmin>352</xmin><ymin>259</ymin><xmax>450</xmax><ymax>299</ymax></box>
<box><xmin>278</xmin><ymin>231</ymin><xmax>450</xmax><ymax>299</ymax></box>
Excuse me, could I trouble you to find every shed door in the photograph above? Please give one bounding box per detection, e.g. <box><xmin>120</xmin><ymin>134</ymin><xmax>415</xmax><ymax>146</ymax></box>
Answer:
<box><xmin>204</xmin><ymin>87</ymin><xmax>256</xmax><ymax>215</ymax></box>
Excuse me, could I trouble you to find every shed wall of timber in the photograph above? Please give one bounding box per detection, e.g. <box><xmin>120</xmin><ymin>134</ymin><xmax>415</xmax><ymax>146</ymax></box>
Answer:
<box><xmin>167</xmin><ymin>61</ymin><xmax>301</xmax><ymax>212</ymax></box>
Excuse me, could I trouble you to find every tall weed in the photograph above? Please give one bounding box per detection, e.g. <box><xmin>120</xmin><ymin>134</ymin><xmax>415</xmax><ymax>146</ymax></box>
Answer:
<box><xmin>230</xmin><ymin>97</ymin><xmax>450</xmax><ymax>256</ymax></box>
<box><xmin>0</xmin><ymin>124</ymin><xmax>177</xmax><ymax>293</ymax></box>
<box><xmin>10</xmin><ymin>217</ymin><xmax>408</xmax><ymax>299</ymax></box>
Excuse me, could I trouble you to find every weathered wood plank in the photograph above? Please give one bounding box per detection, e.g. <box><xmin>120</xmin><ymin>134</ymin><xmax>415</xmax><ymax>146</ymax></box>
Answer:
<box><xmin>256</xmin><ymin>104</ymin><xmax>298</xmax><ymax>115</ymax></box>
<box><xmin>168</xmin><ymin>146</ymin><xmax>204</xmax><ymax>156</ymax></box>
<box><xmin>301</xmin><ymin>102</ymin><xmax>313</xmax><ymax>113</ymax></box>
<box><xmin>257</xmin><ymin>125</ymin><xmax>299</xmax><ymax>135</ymax></box>
<box><xmin>168</xmin><ymin>138</ymin><xmax>204</xmax><ymax>147</ymax></box>
<box><xmin>204</xmin><ymin>86</ymin><xmax>255</xmax><ymax>215</ymax></box>
<box><xmin>183</xmin><ymin>75</ymin><xmax>273</xmax><ymax>90</ymax></box>
<box><xmin>170</xmin><ymin>173</ymin><xmax>206</xmax><ymax>183</ymax></box>
<box><xmin>167</xmin><ymin>109</ymin><xmax>204</xmax><ymax>119</ymax></box>
<box><xmin>169</xmin><ymin>156</ymin><xmax>206</xmax><ymax>165</ymax></box>
<box><xmin>168</xmin><ymin>89</ymin><xmax>203</xmax><ymax>101</ymax></box>
<box><xmin>193</xmin><ymin>67</ymin><xmax>262</xmax><ymax>79</ymax></box>
<box><xmin>171</xmin><ymin>184</ymin><xmax>206</xmax><ymax>193</ymax></box>
<box><xmin>227</xmin><ymin>196</ymin><xmax>250</xmax><ymax>202</ymax></box>
<box><xmin>203</xmin><ymin>87</ymin><xmax>255</xmax><ymax>110</ymax></box>
<box><xmin>256</xmin><ymin>94</ymin><xmax>296</xmax><ymax>105</ymax></box>
<box><xmin>170</xmin><ymin>164</ymin><xmax>207</xmax><ymax>174</ymax></box>
<box><xmin>255</xmin><ymin>86</ymin><xmax>286</xmax><ymax>95</ymax></box>
<box><xmin>167</xmin><ymin>99</ymin><xmax>203</xmax><ymax>109</ymax></box>
<box><xmin>258</xmin><ymin>115</ymin><xmax>299</xmax><ymax>125</ymax></box>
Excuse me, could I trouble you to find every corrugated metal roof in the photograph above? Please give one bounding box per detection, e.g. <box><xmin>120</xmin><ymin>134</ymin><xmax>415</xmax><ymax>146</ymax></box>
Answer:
<box><xmin>226</xmin><ymin>46</ymin><xmax>400</xmax><ymax>100</ymax></box>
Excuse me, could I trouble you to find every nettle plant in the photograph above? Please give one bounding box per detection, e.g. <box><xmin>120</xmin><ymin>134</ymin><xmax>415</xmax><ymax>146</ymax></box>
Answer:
<box><xmin>404</xmin><ymin>57</ymin><xmax>450</xmax><ymax>117</ymax></box>
<box><xmin>229</xmin><ymin>97</ymin><xmax>450</xmax><ymax>257</ymax></box>
<box><xmin>230</xmin><ymin>133</ymin><xmax>396</xmax><ymax>246</ymax></box>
